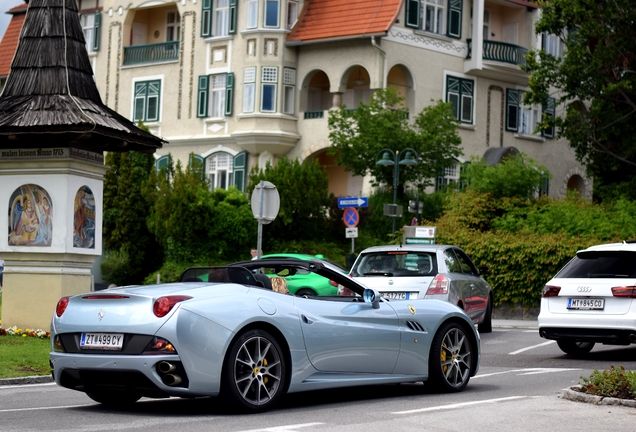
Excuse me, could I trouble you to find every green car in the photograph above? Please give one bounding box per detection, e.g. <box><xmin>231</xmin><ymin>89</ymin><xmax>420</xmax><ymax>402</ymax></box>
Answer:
<box><xmin>260</xmin><ymin>253</ymin><xmax>346</xmax><ymax>296</ymax></box>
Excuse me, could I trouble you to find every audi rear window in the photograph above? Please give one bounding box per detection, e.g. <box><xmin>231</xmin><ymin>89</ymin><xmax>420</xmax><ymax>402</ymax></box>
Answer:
<box><xmin>556</xmin><ymin>251</ymin><xmax>636</xmax><ymax>278</ymax></box>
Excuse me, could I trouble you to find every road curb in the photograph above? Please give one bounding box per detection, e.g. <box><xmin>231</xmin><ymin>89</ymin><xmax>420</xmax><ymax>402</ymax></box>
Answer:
<box><xmin>562</xmin><ymin>385</ymin><xmax>636</xmax><ymax>408</ymax></box>
<box><xmin>0</xmin><ymin>375</ymin><xmax>53</xmax><ymax>386</ymax></box>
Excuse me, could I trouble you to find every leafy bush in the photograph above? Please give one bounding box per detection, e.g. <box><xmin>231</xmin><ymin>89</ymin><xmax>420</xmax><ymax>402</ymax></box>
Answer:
<box><xmin>462</xmin><ymin>154</ymin><xmax>550</xmax><ymax>199</ymax></box>
<box><xmin>430</xmin><ymin>189</ymin><xmax>624</xmax><ymax>307</ymax></box>
<box><xmin>101</xmin><ymin>249</ymin><xmax>135</xmax><ymax>287</ymax></box>
<box><xmin>580</xmin><ymin>365</ymin><xmax>636</xmax><ymax>400</ymax></box>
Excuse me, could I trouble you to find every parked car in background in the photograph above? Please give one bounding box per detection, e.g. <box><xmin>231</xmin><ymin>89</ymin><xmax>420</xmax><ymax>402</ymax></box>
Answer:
<box><xmin>260</xmin><ymin>253</ymin><xmax>346</xmax><ymax>297</ymax></box>
<box><xmin>50</xmin><ymin>257</ymin><xmax>481</xmax><ymax>412</ymax></box>
<box><xmin>349</xmin><ymin>244</ymin><xmax>493</xmax><ymax>332</ymax></box>
<box><xmin>538</xmin><ymin>241</ymin><xmax>636</xmax><ymax>356</ymax></box>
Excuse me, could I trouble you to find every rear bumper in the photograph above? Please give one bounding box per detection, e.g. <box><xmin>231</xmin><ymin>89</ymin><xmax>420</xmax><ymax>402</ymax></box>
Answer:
<box><xmin>50</xmin><ymin>353</ymin><xmax>216</xmax><ymax>398</ymax></box>
<box><xmin>539</xmin><ymin>327</ymin><xmax>636</xmax><ymax>345</ymax></box>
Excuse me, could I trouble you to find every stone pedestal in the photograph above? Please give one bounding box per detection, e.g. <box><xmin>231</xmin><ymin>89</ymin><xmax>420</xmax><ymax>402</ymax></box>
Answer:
<box><xmin>0</xmin><ymin>151</ymin><xmax>108</xmax><ymax>330</ymax></box>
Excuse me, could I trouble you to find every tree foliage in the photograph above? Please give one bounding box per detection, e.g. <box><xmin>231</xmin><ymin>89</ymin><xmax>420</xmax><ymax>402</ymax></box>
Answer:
<box><xmin>462</xmin><ymin>153</ymin><xmax>551</xmax><ymax>200</ymax></box>
<box><xmin>433</xmin><ymin>190</ymin><xmax>625</xmax><ymax>307</ymax></box>
<box><xmin>102</xmin><ymin>151</ymin><xmax>162</xmax><ymax>285</ymax></box>
<box><xmin>247</xmin><ymin>157</ymin><xmax>333</xmax><ymax>249</ymax></box>
<box><xmin>524</xmin><ymin>0</ymin><xmax>636</xmax><ymax>200</ymax></box>
<box><xmin>327</xmin><ymin>87</ymin><xmax>463</xmax><ymax>191</ymax></box>
<box><xmin>145</xmin><ymin>155</ymin><xmax>256</xmax><ymax>266</ymax></box>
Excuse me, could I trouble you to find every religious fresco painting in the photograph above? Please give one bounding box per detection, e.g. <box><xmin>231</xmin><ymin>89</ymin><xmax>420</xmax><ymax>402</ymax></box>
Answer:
<box><xmin>8</xmin><ymin>184</ymin><xmax>53</xmax><ymax>246</ymax></box>
<box><xmin>73</xmin><ymin>186</ymin><xmax>96</xmax><ymax>249</ymax></box>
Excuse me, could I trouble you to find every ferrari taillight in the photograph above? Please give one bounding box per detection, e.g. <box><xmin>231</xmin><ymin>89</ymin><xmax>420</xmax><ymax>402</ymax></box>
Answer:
<box><xmin>541</xmin><ymin>285</ymin><xmax>561</xmax><ymax>297</ymax></box>
<box><xmin>426</xmin><ymin>274</ymin><xmax>449</xmax><ymax>295</ymax></box>
<box><xmin>56</xmin><ymin>297</ymin><xmax>70</xmax><ymax>317</ymax></box>
<box><xmin>143</xmin><ymin>336</ymin><xmax>177</xmax><ymax>354</ymax></box>
<box><xmin>329</xmin><ymin>280</ymin><xmax>338</xmax><ymax>287</ymax></box>
<box><xmin>611</xmin><ymin>286</ymin><xmax>636</xmax><ymax>298</ymax></box>
<box><xmin>153</xmin><ymin>296</ymin><xmax>192</xmax><ymax>318</ymax></box>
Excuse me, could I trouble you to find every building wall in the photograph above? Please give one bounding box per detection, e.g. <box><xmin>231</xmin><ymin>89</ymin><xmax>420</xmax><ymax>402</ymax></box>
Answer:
<box><xmin>91</xmin><ymin>0</ymin><xmax>590</xmax><ymax>199</ymax></box>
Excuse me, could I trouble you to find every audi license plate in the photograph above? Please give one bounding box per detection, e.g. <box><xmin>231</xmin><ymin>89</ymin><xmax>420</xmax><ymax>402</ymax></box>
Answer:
<box><xmin>567</xmin><ymin>298</ymin><xmax>605</xmax><ymax>310</ymax></box>
<box><xmin>80</xmin><ymin>333</ymin><xmax>124</xmax><ymax>350</ymax></box>
<box><xmin>382</xmin><ymin>292</ymin><xmax>408</xmax><ymax>300</ymax></box>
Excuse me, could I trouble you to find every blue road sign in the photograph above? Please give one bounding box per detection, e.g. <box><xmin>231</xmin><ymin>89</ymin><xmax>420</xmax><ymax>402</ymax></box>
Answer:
<box><xmin>337</xmin><ymin>197</ymin><xmax>368</xmax><ymax>209</ymax></box>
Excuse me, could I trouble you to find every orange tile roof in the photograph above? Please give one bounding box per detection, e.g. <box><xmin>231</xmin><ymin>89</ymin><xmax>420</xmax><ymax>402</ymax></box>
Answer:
<box><xmin>0</xmin><ymin>3</ymin><xmax>27</xmax><ymax>78</ymax></box>
<box><xmin>287</xmin><ymin>0</ymin><xmax>402</xmax><ymax>44</ymax></box>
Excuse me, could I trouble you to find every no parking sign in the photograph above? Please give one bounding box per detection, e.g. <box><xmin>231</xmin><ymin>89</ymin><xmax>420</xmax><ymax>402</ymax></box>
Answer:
<box><xmin>343</xmin><ymin>207</ymin><xmax>359</xmax><ymax>227</ymax></box>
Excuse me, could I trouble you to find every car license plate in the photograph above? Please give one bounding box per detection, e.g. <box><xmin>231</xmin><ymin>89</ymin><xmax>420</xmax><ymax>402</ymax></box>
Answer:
<box><xmin>80</xmin><ymin>333</ymin><xmax>124</xmax><ymax>350</ymax></box>
<box><xmin>382</xmin><ymin>292</ymin><xmax>408</xmax><ymax>300</ymax></box>
<box><xmin>567</xmin><ymin>298</ymin><xmax>605</xmax><ymax>310</ymax></box>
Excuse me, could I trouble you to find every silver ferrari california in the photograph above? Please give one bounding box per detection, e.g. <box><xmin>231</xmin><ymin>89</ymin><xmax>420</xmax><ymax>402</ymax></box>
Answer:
<box><xmin>50</xmin><ymin>258</ymin><xmax>480</xmax><ymax>412</ymax></box>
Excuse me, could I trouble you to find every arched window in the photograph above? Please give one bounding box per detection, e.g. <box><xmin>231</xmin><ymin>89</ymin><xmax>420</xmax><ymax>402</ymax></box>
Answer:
<box><xmin>206</xmin><ymin>152</ymin><xmax>233</xmax><ymax>190</ymax></box>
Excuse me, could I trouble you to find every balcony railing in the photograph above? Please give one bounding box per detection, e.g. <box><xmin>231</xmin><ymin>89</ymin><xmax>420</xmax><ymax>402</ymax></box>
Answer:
<box><xmin>123</xmin><ymin>41</ymin><xmax>180</xmax><ymax>65</ymax></box>
<box><xmin>304</xmin><ymin>111</ymin><xmax>324</xmax><ymax>119</ymax></box>
<box><xmin>466</xmin><ymin>39</ymin><xmax>528</xmax><ymax>66</ymax></box>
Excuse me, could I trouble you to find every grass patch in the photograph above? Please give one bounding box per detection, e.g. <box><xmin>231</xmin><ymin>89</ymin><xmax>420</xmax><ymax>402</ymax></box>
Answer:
<box><xmin>0</xmin><ymin>336</ymin><xmax>51</xmax><ymax>378</ymax></box>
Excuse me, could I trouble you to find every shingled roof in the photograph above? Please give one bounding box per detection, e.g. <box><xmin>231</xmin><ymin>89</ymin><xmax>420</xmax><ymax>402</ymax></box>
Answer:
<box><xmin>287</xmin><ymin>0</ymin><xmax>402</xmax><ymax>44</ymax></box>
<box><xmin>0</xmin><ymin>0</ymin><xmax>164</xmax><ymax>153</ymax></box>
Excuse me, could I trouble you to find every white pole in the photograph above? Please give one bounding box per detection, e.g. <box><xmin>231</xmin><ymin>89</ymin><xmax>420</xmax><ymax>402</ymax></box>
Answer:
<box><xmin>257</xmin><ymin>180</ymin><xmax>264</xmax><ymax>259</ymax></box>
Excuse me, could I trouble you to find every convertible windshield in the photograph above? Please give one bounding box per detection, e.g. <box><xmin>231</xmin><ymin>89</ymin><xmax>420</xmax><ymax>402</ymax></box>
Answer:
<box><xmin>350</xmin><ymin>251</ymin><xmax>438</xmax><ymax>277</ymax></box>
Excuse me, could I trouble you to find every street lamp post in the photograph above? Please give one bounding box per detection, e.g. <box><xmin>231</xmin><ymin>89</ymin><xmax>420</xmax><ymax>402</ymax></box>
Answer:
<box><xmin>375</xmin><ymin>148</ymin><xmax>419</xmax><ymax>236</ymax></box>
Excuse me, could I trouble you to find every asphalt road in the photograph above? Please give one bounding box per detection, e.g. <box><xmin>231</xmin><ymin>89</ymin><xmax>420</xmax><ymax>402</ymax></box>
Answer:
<box><xmin>1</xmin><ymin>320</ymin><xmax>635</xmax><ymax>431</ymax></box>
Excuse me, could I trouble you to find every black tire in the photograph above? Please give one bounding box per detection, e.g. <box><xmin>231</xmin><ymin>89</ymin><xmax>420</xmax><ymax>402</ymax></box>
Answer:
<box><xmin>478</xmin><ymin>298</ymin><xmax>493</xmax><ymax>333</ymax></box>
<box><xmin>556</xmin><ymin>339</ymin><xmax>595</xmax><ymax>356</ymax></box>
<box><xmin>221</xmin><ymin>329</ymin><xmax>286</xmax><ymax>413</ymax></box>
<box><xmin>428</xmin><ymin>322</ymin><xmax>475</xmax><ymax>392</ymax></box>
<box><xmin>295</xmin><ymin>289</ymin><xmax>316</xmax><ymax>298</ymax></box>
<box><xmin>86</xmin><ymin>390</ymin><xmax>141</xmax><ymax>407</ymax></box>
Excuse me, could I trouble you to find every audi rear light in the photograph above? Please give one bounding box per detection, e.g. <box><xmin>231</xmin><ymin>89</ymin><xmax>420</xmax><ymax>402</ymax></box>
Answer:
<box><xmin>542</xmin><ymin>285</ymin><xmax>561</xmax><ymax>297</ymax></box>
<box><xmin>56</xmin><ymin>297</ymin><xmax>70</xmax><ymax>317</ymax></box>
<box><xmin>426</xmin><ymin>274</ymin><xmax>449</xmax><ymax>295</ymax></box>
<box><xmin>153</xmin><ymin>296</ymin><xmax>192</xmax><ymax>318</ymax></box>
<box><xmin>611</xmin><ymin>286</ymin><xmax>636</xmax><ymax>298</ymax></box>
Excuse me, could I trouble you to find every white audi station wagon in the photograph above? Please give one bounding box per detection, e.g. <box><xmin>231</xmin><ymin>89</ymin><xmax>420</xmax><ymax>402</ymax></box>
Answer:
<box><xmin>538</xmin><ymin>241</ymin><xmax>636</xmax><ymax>356</ymax></box>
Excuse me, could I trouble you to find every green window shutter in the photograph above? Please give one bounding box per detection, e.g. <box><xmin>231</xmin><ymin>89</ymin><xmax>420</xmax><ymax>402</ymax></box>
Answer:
<box><xmin>202</xmin><ymin>0</ymin><xmax>212</xmax><ymax>37</ymax></box>
<box><xmin>229</xmin><ymin>0</ymin><xmax>237</xmax><ymax>34</ymax></box>
<box><xmin>93</xmin><ymin>12</ymin><xmax>101</xmax><ymax>51</ymax></box>
<box><xmin>446</xmin><ymin>76</ymin><xmax>460</xmax><ymax>120</ymax></box>
<box><xmin>542</xmin><ymin>96</ymin><xmax>555</xmax><ymax>139</ymax></box>
<box><xmin>225</xmin><ymin>72</ymin><xmax>234</xmax><ymax>116</ymax></box>
<box><xmin>233</xmin><ymin>151</ymin><xmax>247</xmax><ymax>192</ymax></box>
<box><xmin>405</xmin><ymin>0</ymin><xmax>419</xmax><ymax>29</ymax></box>
<box><xmin>197</xmin><ymin>75</ymin><xmax>210</xmax><ymax>118</ymax></box>
<box><xmin>156</xmin><ymin>155</ymin><xmax>170</xmax><ymax>171</ymax></box>
<box><xmin>541</xmin><ymin>31</ymin><xmax>547</xmax><ymax>51</ymax></box>
<box><xmin>447</xmin><ymin>0</ymin><xmax>463</xmax><ymax>39</ymax></box>
<box><xmin>506</xmin><ymin>89</ymin><xmax>520</xmax><ymax>132</ymax></box>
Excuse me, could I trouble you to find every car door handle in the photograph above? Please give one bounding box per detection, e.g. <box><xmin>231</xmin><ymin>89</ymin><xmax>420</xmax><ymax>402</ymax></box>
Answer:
<box><xmin>301</xmin><ymin>315</ymin><xmax>313</xmax><ymax>324</ymax></box>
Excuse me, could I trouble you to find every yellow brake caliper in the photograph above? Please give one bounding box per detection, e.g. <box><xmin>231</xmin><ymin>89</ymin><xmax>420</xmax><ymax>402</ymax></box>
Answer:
<box><xmin>441</xmin><ymin>343</ymin><xmax>448</xmax><ymax>373</ymax></box>
<box><xmin>263</xmin><ymin>358</ymin><xmax>268</xmax><ymax>384</ymax></box>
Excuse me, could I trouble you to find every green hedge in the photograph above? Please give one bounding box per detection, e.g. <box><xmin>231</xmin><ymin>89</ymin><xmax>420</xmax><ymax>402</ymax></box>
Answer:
<box><xmin>436</xmin><ymin>228</ymin><xmax>602</xmax><ymax>306</ymax></box>
<box><xmin>430</xmin><ymin>190</ymin><xmax>632</xmax><ymax>307</ymax></box>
